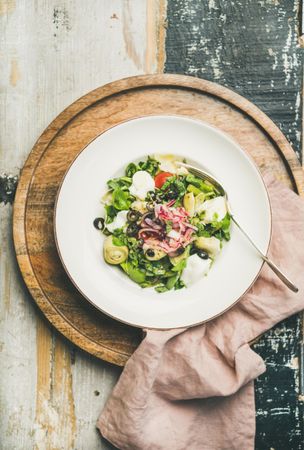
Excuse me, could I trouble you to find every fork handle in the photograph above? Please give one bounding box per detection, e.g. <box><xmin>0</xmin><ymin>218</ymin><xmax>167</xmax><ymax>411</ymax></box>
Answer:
<box><xmin>231</xmin><ymin>216</ymin><xmax>298</xmax><ymax>293</ymax></box>
<box><xmin>262</xmin><ymin>256</ymin><xmax>298</xmax><ymax>293</ymax></box>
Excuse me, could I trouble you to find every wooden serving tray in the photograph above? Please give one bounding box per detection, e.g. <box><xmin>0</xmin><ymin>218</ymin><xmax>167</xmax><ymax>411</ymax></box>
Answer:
<box><xmin>13</xmin><ymin>74</ymin><xmax>304</xmax><ymax>366</ymax></box>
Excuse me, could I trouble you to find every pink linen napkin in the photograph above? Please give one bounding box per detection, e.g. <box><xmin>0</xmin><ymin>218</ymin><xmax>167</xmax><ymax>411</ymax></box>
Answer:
<box><xmin>98</xmin><ymin>174</ymin><xmax>304</xmax><ymax>450</ymax></box>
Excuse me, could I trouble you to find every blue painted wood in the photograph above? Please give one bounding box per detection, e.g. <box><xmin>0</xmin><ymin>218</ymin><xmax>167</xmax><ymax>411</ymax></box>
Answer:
<box><xmin>164</xmin><ymin>1</ymin><xmax>303</xmax><ymax>448</ymax></box>
<box><xmin>165</xmin><ymin>0</ymin><xmax>302</xmax><ymax>159</ymax></box>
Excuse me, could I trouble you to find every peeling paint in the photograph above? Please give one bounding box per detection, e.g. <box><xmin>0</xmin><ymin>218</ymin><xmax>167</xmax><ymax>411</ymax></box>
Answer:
<box><xmin>165</xmin><ymin>1</ymin><xmax>303</xmax><ymax>447</ymax></box>
<box><xmin>53</xmin><ymin>6</ymin><xmax>71</xmax><ymax>32</ymax></box>
<box><xmin>165</xmin><ymin>0</ymin><xmax>302</xmax><ymax>157</ymax></box>
<box><xmin>0</xmin><ymin>174</ymin><xmax>18</xmax><ymax>204</ymax></box>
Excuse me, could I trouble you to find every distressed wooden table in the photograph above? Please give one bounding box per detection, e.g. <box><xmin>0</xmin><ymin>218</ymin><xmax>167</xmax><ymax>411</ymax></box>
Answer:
<box><xmin>1</xmin><ymin>1</ymin><xmax>303</xmax><ymax>449</ymax></box>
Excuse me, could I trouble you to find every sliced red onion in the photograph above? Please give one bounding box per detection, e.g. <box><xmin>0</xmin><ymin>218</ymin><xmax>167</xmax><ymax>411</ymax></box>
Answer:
<box><xmin>144</xmin><ymin>217</ymin><xmax>163</xmax><ymax>230</ymax></box>
<box><xmin>138</xmin><ymin>228</ymin><xmax>163</xmax><ymax>240</ymax></box>
<box><xmin>167</xmin><ymin>199</ymin><xmax>176</xmax><ymax>207</ymax></box>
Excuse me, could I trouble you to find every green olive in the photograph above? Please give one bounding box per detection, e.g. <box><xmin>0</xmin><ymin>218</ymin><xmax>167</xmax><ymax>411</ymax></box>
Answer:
<box><xmin>103</xmin><ymin>236</ymin><xmax>128</xmax><ymax>264</ymax></box>
<box><xmin>145</xmin><ymin>248</ymin><xmax>166</xmax><ymax>261</ymax></box>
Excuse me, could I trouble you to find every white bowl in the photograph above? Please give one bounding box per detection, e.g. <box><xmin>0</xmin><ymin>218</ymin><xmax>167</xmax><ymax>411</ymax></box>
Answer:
<box><xmin>54</xmin><ymin>115</ymin><xmax>271</xmax><ymax>329</ymax></box>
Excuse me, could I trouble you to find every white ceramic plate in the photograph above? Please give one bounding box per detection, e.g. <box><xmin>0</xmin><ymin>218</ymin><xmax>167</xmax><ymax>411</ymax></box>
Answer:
<box><xmin>54</xmin><ymin>115</ymin><xmax>271</xmax><ymax>329</ymax></box>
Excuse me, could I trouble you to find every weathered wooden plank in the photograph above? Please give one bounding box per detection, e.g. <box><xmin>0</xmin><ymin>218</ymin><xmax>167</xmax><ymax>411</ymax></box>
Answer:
<box><xmin>165</xmin><ymin>0</ymin><xmax>302</xmax><ymax>159</ymax></box>
<box><xmin>164</xmin><ymin>1</ymin><xmax>303</xmax><ymax>449</ymax></box>
<box><xmin>2</xmin><ymin>0</ymin><xmax>302</xmax><ymax>449</ymax></box>
<box><xmin>0</xmin><ymin>1</ymin><xmax>163</xmax><ymax>448</ymax></box>
<box><xmin>254</xmin><ymin>315</ymin><xmax>304</xmax><ymax>450</ymax></box>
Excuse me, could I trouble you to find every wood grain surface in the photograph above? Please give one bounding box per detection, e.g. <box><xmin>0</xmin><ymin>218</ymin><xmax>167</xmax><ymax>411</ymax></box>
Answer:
<box><xmin>13</xmin><ymin>73</ymin><xmax>304</xmax><ymax>368</ymax></box>
<box><xmin>1</xmin><ymin>1</ymin><xmax>303</xmax><ymax>449</ymax></box>
<box><xmin>1</xmin><ymin>1</ymin><xmax>165</xmax><ymax>448</ymax></box>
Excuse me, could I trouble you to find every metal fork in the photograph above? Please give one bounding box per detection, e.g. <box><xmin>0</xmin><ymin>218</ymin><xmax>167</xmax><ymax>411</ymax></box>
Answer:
<box><xmin>176</xmin><ymin>161</ymin><xmax>298</xmax><ymax>293</ymax></box>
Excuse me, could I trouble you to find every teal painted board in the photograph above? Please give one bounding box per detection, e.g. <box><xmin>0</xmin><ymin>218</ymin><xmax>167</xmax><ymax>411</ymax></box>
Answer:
<box><xmin>165</xmin><ymin>1</ymin><xmax>303</xmax><ymax>449</ymax></box>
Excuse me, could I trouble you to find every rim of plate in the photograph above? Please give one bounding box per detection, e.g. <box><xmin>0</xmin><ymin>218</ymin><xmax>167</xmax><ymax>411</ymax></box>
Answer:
<box><xmin>54</xmin><ymin>114</ymin><xmax>272</xmax><ymax>330</ymax></box>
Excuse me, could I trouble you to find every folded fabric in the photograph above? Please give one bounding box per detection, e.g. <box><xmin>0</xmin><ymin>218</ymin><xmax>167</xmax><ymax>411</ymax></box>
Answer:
<box><xmin>98</xmin><ymin>174</ymin><xmax>304</xmax><ymax>450</ymax></box>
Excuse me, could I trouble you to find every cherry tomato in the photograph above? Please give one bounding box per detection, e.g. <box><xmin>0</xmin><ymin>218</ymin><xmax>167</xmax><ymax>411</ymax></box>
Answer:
<box><xmin>154</xmin><ymin>171</ymin><xmax>173</xmax><ymax>188</ymax></box>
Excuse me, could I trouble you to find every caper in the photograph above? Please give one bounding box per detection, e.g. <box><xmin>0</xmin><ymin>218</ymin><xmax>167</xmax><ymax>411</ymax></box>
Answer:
<box><xmin>127</xmin><ymin>210</ymin><xmax>140</xmax><ymax>222</ymax></box>
<box><xmin>93</xmin><ymin>217</ymin><xmax>105</xmax><ymax>231</ymax></box>
<box><xmin>138</xmin><ymin>238</ymin><xmax>144</xmax><ymax>246</ymax></box>
<box><xmin>126</xmin><ymin>223</ymin><xmax>139</xmax><ymax>237</ymax></box>
<box><xmin>197</xmin><ymin>250</ymin><xmax>209</xmax><ymax>260</ymax></box>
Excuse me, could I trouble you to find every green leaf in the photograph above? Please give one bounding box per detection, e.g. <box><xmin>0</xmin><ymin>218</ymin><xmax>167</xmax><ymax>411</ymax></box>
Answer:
<box><xmin>104</xmin><ymin>205</ymin><xmax>118</xmax><ymax>224</ymax></box>
<box><xmin>174</xmin><ymin>279</ymin><xmax>185</xmax><ymax>290</ymax></box>
<box><xmin>155</xmin><ymin>284</ymin><xmax>169</xmax><ymax>293</ymax></box>
<box><xmin>186</xmin><ymin>174</ymin><xmax>214</xmax><ymax>193</ymax></box>
<box><xmin>125</xmin><ymin>163</ymin><xmax>138</xmax><ymax>178</ymax></box>
<box><xmin>187</xmin><ymin>184</ymin><xmax>201</xmax><ymax>196</ymax></box>
<box><xmin>107</xmin><ymin>177</ymin><xmax>132</xmax><ymax>191</ymax></box>
<box><xmin>171</xmin><ymin>259</ymin><xmax>187</xmax><ymax>273</ymax></box>
<box><xmin>159</xmin><ymin>176</ymin><xmax>187</xmax><ymax>202</ymax></box>
<box><xmin>166</xmin><ymin>273</ymin><xmax>179</xmax><ymax>290</ymax></box>
<box><xmin>195</xmin><ymin>222</ymin><xmax>211</xmax><ymax>237</ymax></box>
<box><xmin>138</xmin><ymin>156</ymin><xmax>160</xmax><ymax>176</ymax></box>
<box><xmin>112</xmin><ymin>229</ymin><xmax>127</xmax><ymax>246</ymax></box>
<box><xmin>202</xmin><ymin>213</ymin><xmax>231</xmax><ymax>241</ymax></box>
<box><xmin>112</xmin><ymin>188</ymin><xmax>132</xmax><ymax>210</ymax></box>
<box><xmin>121</xmin><ymin>261</ymin><xmax>146</xmax><ymax>284</ymax></box>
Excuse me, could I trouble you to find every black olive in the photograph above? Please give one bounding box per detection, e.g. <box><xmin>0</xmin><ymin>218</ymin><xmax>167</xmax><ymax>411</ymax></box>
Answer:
<box><xmin>126</xmin><ymin>223</ymin><xmax>139</xmax><ymax>237</ymax></box>
<box><xmin>166</xmin><ymin>189</ymin><xmax>176</xmax><ymax>200</ymax></box>
<box><xmin>175</xmin><ymin>247</ymin><xmax>185</xmax><ymax>256</ymax></box>
<box><xmin>146</xmin><ymin>249</ymin><xmax>155</xmax><ymax>257</ymax></box>
<box><xmin>147</xmin><ymin>202</ymin><xmax>155</xmax><ymax>212</ymax></box>
<box><xmin>127</xmin><ymin>210</ymin><xmax>140</xmax><ymax>222</ymax></box>
<box><xmin>190</xmin><ymin>246</ymin><xmax>197</xmax><ymax>255</ymax></box>
<box><xmin>197</xmin><ymin>250</ymin><xmax>209</xmax><ymax>260</ymax></box>
<box><xmin>93</xmin><ymin>217</ymin><xmax>105</xmax><ymax>231</ymax></box>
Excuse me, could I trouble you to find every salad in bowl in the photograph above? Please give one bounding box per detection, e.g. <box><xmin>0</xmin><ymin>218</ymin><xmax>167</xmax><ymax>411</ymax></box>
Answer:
<box><xmin>94</xmin><ymin>155</ymin><xmax>231</xmax><ymax>293</ymax></box>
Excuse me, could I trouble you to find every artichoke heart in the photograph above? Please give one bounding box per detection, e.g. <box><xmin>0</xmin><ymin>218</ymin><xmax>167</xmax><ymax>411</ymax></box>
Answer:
<box><xmin>194</xmin><ymin>236</ymin><xmax>221</xmax><ymax>259</ymax></box>
<box><xmin>194</xmin><ymin>192</ymin><xmax>206</xmax><ymax>214</ymax></box>
<box><xmin>103</xmin><ymin>236</ymin><xmax>128</xmax><ymax>265</ymax></box>
<box><xmin>183</xmin><ymin>192</ymin><xmax>195</xmax><ymax>216</ymax></box>
<box><xmin>144</xmin><ymin>247</ymin><xmax>166</xmax><ymax>261</ymax></box>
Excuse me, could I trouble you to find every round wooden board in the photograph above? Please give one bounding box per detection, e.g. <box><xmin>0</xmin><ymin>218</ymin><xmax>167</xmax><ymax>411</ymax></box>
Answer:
<box><xmin>13</xmin><ymin>74</ymin><xmax>304</xmax><ymax>366</ymax></box>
